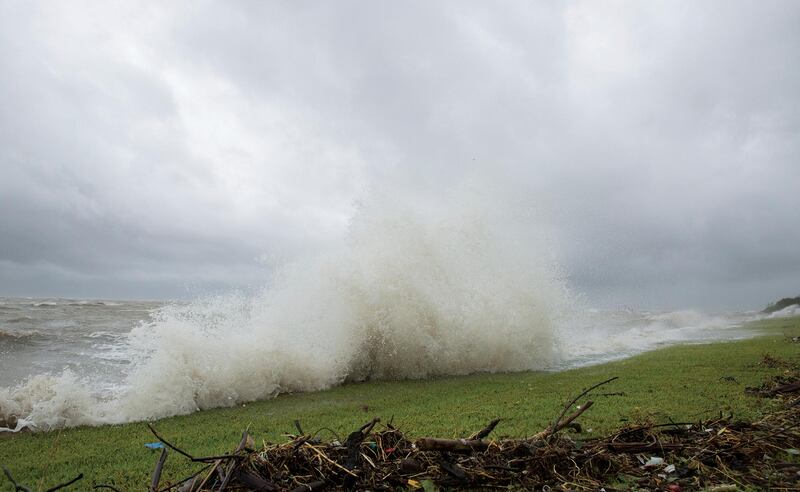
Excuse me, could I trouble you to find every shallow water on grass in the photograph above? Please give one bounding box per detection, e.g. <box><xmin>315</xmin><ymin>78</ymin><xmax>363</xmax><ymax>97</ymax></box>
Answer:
<box><xmin>552</xmin><ymin>308</ymin><xmax>761</xmax><ymax>370</ymax></box>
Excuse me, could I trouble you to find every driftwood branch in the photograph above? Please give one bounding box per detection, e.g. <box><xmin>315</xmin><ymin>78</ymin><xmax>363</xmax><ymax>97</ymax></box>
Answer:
<box><xmin>44</xmin><ymin>474</ymin><xmax>84</xmax><ymax>492</ymax></box>
<box><xmin>2</xmin><ymin>467</ymin><xmax>82</xmax><ymax>492</ymax></box>
<box><xmin>218</xmin><ymin>431</ymin><xmax>250</xmax><ymax>492</ymax></box>
<box><xmin>607</xmin><ymin>441</ymin><xmax>684</xmax><ymax>452</ymax></box>
<box><xmin>415</xmin><ymin>437</ymin><xmax>490</xmax><ymax>452</ymax></box>
<box><xmin>312</xmin><ymin>426</ymin><xmax>341</xmax><ymax>442</ymax></box>
<box><xmin>233</xmin><ymin>470</ymin><xmax>278</xmax><ymax>492</ymax></box>
<box><xmin>150</xmin><ymin>448</ymin><xmax>169</xmax><ymax>492</ymax></box>
<box><xmin>288</xmin><ymin>480</ymin><xmax>325</xmax><ymax>492</ymax></box>
<box><xmin>158</xmin><ymin>464</ymin><xmax>211</xmax><ymax>492</ymax></box>
<box><xmin>417</xmin><ymin>379</ymin><xmax>613</xmax><ymax>452</ymax></box>
<box><xmin>468</xmin><ymin>418</ymin><xmax>501</xmax><ymax>440</ymax></box>
<box><xmin>147</xmin><ymin>423</ymin><xmax>196</xmax><ymax>461</ymax></box>
<box><xmin>358</xmin><ymin>417</ymin><xmax>380</xmax><ymax>435</ymax></box>
<box><xmin>343</xmin><ymin>417</ymin><xmax>381</xmax><ymax>470</ymax></box>
<box><xmin>187</xmin><ymin>461</ymin><xmax>222</xmax><ymax>492</ymax></box>
<box><xmin>764</xmin><ymin>381</ymin><xmax>800</xmax><ymax>396</ymax></box>
<box><xmin>2</xmin><ymin>467</ymin><xmax>32</xmax><ymax>492</ymax></box>
<box><xmin>404</xmin><ymin>381</ymin><xmax>606</xmax><ymax>451</ymax></box>
<box><xmin>147</xmin><ymin>423</ymin><xmax>243</xmax><ymax>463</ymax></box>
<box><xmin>533</xmin><ymin>400</ymin><xmax>595</xmax><ymax>440</ymax></box>
<box><xmin>550</xmin><ymin>377</ymin><xmax>617</xmax><ymax>435</ymax></box>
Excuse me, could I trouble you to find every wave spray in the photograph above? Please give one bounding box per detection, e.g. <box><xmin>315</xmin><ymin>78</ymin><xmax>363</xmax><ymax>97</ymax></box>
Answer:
<box><xmin>1</xmin><ymin>181</ymin><xmax>568</xmax><ymax>429</ymax></box>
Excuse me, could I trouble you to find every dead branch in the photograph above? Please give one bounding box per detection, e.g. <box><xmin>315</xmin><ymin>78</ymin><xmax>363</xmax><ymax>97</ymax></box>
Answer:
<box><xmin>344</xmin><ymin>417</ymin><xmax>380</xmax><ymax>470</ymax></box>
<box><xmin>468</xmin><ymin>418</ymin><xmax>501</xmax><ymax>440</ymax></box>
<box><xmin>288</xmin><ymin>480</ymin><xmax>325</xmax><ymax>492</ymax></box>
<box><xmin>234</xmin><ymin>470</ymin><xmax>279</xmax><ymax>491</ymax></box>
<box><xmin>550</xmin><ymin>377</ymin><xmax>617</xmax><ymax>434</ymax></box>
<box><xmin>2</xmin><ymin>466</ymin><xmax>31</xmax><ymax>492</ymax></box>
<box><xmin>158</xmin><ymin>465</ymin><xmax>211</xmax><ymax>492</ymax></box>
<box><xmin>149</xmin><ymin>448</ymin><xmax>168</xmax><ymax>492</ymax></box>
<box><xmin>147</xmin><ymin>423</ymin><xmax>242</xmax><ymax>463</ymax></box>
<box><xmin>415</xmin><ymin>437</ymin><xmax>490</xmax><ymax>452</ymax></box>
<box><xmin>218</xmin><ymin>431</ymin><xmax>250</xmax><ymax>492</ymax></box>
<box><xmin>607</xmin><ymin>441</ymin><xmax>684</xmax><ymax>452</ymax></box>
<box><xmin>44</xmin><ymin>474</ymin><xmax>83</xmax><ymax>492</ymax></box>
<box><xmin>534</xmin><ymin>400</ymin><xmax>595</xmax><ymax>440</ymax></box>
<box><xmin>147</xmin><ymin>423</ymin><xmax>196</xmax><ymax>461</ymax></box>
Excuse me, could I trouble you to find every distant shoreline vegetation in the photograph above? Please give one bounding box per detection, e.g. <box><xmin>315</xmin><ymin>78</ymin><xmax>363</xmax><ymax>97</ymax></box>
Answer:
<box><xmin>763</xmin><ymin>296</ymin><xmax>800</xmax><ymax>314</ymax></box>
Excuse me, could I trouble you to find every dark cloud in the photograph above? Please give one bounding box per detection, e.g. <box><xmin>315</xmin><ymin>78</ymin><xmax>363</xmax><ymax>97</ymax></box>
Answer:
<box><xmin>0</xmin><ymin>1</ymin><xmax>798</xmax><ymax>309</ymax></box>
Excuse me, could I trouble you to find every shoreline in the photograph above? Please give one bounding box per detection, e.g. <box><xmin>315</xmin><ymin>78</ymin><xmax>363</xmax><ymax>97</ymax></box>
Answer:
<box><xmin>0</xmin><ymin>309</ymin><xmax>769</xmax><ymax>432</ymax></box>
<box><xmin>1</xmin><ymin>316</ymin><xmax>798</xmax><ymax>488</ymax></box>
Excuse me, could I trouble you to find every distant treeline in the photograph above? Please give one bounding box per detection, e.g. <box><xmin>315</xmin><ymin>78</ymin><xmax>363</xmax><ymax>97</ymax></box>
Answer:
<box><xmin>763</xmin><ymin>296</ymin><xmax>800</xmax><ymax>314</ymax></box>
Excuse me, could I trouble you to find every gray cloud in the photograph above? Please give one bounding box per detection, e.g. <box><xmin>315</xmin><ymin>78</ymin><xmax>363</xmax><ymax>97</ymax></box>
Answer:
<box><xmin>0</xmin><ymin>1</ymin><xmax>798</xmax><ymax>309</ymax></box>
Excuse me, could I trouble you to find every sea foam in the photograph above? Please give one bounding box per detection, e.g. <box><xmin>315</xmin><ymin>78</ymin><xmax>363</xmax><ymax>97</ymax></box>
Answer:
<box><xmin>1</xmin><ymin>183</ymin><xmax>567</xmax><ymax>430</ymax></box>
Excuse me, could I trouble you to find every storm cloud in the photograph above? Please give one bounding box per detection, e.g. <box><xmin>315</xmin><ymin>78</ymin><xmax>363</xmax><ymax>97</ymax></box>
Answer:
<box><xmin>1</xmin><ymin>1</ymin><xmax>798</xmax><ymax>309</ymax></box>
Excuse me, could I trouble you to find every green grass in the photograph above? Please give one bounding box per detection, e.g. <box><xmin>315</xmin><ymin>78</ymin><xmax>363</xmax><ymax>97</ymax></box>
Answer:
<box><xmin>2</xmin><ymin>316</ymin><xmax>799</xmax><ymax>490</ymax></box>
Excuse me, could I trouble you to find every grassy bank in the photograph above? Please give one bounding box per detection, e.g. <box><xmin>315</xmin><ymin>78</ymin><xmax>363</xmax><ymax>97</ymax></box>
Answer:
<box><xmin>2</xmin><ymin>317</ymin><xmax>799</xmax><ymax>490</ymax></box>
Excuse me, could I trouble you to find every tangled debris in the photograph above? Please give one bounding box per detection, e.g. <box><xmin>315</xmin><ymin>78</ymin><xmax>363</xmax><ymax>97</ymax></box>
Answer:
<box><xmin>746</xmin><ymin>354</ymin><xmax>800</xmax><ymax>397</ymax></box>
<box><xmin>143</xmin><ymin>402</ymin><xmax>799</xmax><ymax>491</ymax></box>
<box><xmin>146</xmin><ymin>374</ymin><xmax>800</xmax><ymax>491</ymax></box>
<box><xmin>4</xmin><ymin>363</ymin><xmax>800</xmax><ymax>491</ymax></box>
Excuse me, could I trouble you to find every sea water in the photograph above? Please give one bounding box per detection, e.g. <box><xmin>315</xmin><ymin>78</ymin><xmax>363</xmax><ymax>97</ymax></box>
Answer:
<box><xmin>0</xmin><ymin>185</ymin><xmax>767</xmax><ymax>431</ymax></box>
<box><xmin>0</xmin><ymin>297</ymin><xmax>759</xmax><ymax>432</ymax></box>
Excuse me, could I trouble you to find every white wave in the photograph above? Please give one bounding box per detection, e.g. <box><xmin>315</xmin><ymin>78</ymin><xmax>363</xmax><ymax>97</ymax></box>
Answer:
<box><xmin>0</xmin><ymin>370</ymin><xmax>109</xmax><ymax>431</ymax></box>
<box><xmin>554</xmin><ymin>308</ymin><xmax>751</xmax><ymax>368</ymax></box>
<box><xmin>1</xmin><ymin>183</ymin><xmax>567</xmax><ymax>430</ymax></box>
<box><xmin>766</xmin><ymin>304</ymin><xmax>800</xmax><ymax>318</ymax></box>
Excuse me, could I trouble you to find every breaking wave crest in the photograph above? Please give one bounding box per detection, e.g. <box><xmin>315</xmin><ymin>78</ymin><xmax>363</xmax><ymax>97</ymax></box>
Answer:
<box><xmin>1</xmin><ymin>184</ymin><xmax>568</xmax><ymax>430</ymax></box>
<box><xmin>0</xmin><ymin>371</ymin><xmax>99</xmax><ymax>431</ymax></box>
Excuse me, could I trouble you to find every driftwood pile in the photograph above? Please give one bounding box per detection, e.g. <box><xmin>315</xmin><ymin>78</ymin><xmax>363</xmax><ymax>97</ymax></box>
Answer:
<box><xmin>4</xmin><ymin>359</ymin><xmax>800</xmax><ymax>491</ymax></box>
<box><xmin>143</xmin><ymin>373</ymin><xmax>800</xmax><ymax>491</ymax></box>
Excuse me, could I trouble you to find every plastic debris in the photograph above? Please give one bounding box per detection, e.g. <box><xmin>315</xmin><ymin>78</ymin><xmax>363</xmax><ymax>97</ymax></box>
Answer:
<box><xmin>643</xmin><ymin>456</ymin><xmax>664</xmax><ymax>467</ymax></box>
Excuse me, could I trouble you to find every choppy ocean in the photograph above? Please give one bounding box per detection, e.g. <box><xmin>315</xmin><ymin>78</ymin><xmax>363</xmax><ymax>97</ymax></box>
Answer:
<box><xmin>2</xmin><ymin>295</ymin><xmax>782</xmax><ymax>432</ymax></box>
<box><xmin>4</xmin><ymin>188</ymin><xmax>798</xmax><ymax>432</ymax></box>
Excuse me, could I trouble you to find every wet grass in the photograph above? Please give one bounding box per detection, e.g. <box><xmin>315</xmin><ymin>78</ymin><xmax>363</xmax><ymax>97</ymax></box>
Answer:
<box><xmin>1</xmin><ymin>316</ymin><xmax>798</xmax><ymax>490</ymax></box>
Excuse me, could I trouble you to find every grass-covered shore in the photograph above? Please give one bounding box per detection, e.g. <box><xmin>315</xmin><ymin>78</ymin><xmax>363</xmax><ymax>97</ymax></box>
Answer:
<box><xmin>2</xmin><ymin>317</ymin><xmax>799</xmax><ymax>490</ymax></box>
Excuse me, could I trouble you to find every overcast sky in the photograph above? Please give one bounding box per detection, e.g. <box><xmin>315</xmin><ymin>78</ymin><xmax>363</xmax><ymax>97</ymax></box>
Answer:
<box><xmin>1</xmin><ymin>1</ymin><xmax>798</xmax><ymax>310</ymax></box>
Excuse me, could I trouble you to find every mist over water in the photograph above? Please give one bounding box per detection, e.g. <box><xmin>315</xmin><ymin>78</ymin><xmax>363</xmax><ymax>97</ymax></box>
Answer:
<box><xmin>0</xmin><ymin>185</ymin><xmax>764</xmax><ymax>431</ymax></box>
